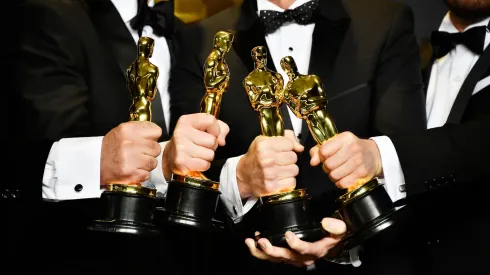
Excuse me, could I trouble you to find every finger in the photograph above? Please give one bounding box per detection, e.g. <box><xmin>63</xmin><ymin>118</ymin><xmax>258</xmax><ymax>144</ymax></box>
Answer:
<box><xmin>185</xmin><ymin>113</ymin><xmax>221</xmax><ymax>137</ymax></box>
<box><xmin>274</xmin><ymin>151</ymin><xmax>298</xmax><ymax>166</ymax></box>
<box><xmin>337</xmin><ymin>173</ymin><xmax>369</xmax><ymax>190</ymax></box>
<box><xmin>319</xmin><ymin>137</ymin><xmax>343</xmax><ymax>160</ymax></box>
<box><xmin>321</xmin><ymin>218</ymin><xmax>347</xmax><ymax>237</ymax></box>
<box><xmin>135</xmin><ymin>154</ymin><xmax>159</xmax><ymax>172</ymax></box>
<box><xmin>285</xmin><ymin>130</ymin><xmax>304</xmax><ymax>153</ymax></box>
<box><xmin>182</xmin><ymin>158</ymin><xmax>211</xmax><ymax>174</ymax></box>
<box><xmin>126</xmin><ymin>169</ymin><xmax>151</xmax><ymax>185</ymax></box>
<box><xmin>275</xmin><ymin>164</ymin><xmax>300</xmax><ymax>180</ymax></box>
<box><xmin>269</xmin><ymin>137</ymin><xmax>294</xmax><ymax>152</ymax></box>
<box><xmin>309</xmin><ymin>146</ymin><xmax>321</xmax><ymax>166</ymax></box>
<box><xmin>131</xmin><ymin>121</ymin><xmax>162</xmax><ymax>140</ymax></box>
<box><xmin>245</xmin><ymin>239</ymin><xmax>273</xmax><ymax>261</ymax></box>
<box><xmin>323</xmin><ymin>145</ymin><xmax>351</xmax><ymax>172</ymax></box>
<box><xmin>217</xmin><ymin>120</ymin><xmax>230</xmax><ymax>146</ymax></box>
<box><xmin>275</xmin><ymin>177</ymin><xmax>296</xmax><ymax>193</ymax></box>
<box><xmin>328</xmin><ymin>157</ymin><xmax>358</xmax><ymax>183</ymax></box>
<box><xmin>134</xmin><ymin>140</ymin><xmax>162</xmax><ymax>158</ymax></box>
<box><xmin>185</xmin><ymin>128</ymin><xmax>219</xmax><ymax>151</ymax></box>
<box><xmin>257</xmin><ymin>238</ymin><xmax>300</xmax><ymax>262</ymax></box>
<box><xmin>186</xmin><ymin>142</ymin><xmax>215</xmax><ymax>162</ymax></box>
<box><xmin>286</xmin><ymin>231</ymin><xmax>340</xmax><ymax>258</ymax></box>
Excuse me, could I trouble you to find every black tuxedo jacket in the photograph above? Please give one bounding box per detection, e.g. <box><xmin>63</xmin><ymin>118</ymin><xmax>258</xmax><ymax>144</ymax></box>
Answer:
<box><xmin>170</xmin><ymin>0</ymin><xmax>426</xmax><ymax>273</ymax></box>
<box><xmin>349</xmin><ymin>30</ymin><xmax>490</xmax><ymax>275</ymax></box>
<box><xmin>12</xmin><ymin>0</ymin><xmax>190</xmax><ymax>273</ymax></box>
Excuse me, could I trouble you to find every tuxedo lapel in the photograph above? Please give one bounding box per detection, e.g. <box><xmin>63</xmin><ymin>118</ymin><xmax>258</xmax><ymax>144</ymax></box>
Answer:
<box><xmin>447</xmin><ymin>45</ymin><xmax>490</xmax><ymax>124</ymax></box>
<box><xmin>85</xmin><ymin>0</ymin><xmax>167</xmax><ymax>137</ymax></box>
<box><xmin>86</xmin><ymin>0</ymin><xmax>137</xmax><ymax>77</ymax></box>
<box><xmin>234</xmin><ymin>0</ymin><xmax>293</xmax><ymax>130</ymax></box>
<box><xmin>301</xmin><ymin>0</ymin><xmax>350</xmax><ymax>144</ymax></box>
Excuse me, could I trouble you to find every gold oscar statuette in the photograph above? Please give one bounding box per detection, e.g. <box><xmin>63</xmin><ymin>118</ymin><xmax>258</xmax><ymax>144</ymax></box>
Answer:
<box><xmin>164</xmin><ymin>31</ymin><xmax>235</xmax><ymax>230</ymax></box>
<box><xmin>280</xmin><ymin>56</ymin><xmax>398</xmax><ymax>250</ymax></box>
<box><xmin>88</xmin><ymin>37</ymin><xmax>160</xmax><ymax>236</ymax></box>
<box><xmin>244</xmin><ymin>47</ymin><xmax>324</xmax><ymax>248</ymax></box>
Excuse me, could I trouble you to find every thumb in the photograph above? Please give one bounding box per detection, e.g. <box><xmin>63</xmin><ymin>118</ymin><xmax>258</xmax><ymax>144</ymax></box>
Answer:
<box><xmin>217</xmin><ymin>120</ymin><xmax>230</xmax><ymax>146</ymax></box>
<box><xmin>309</xmin><ymin>146</ymin><xmax>321</xmax><ymax>166</ymax></box>
<box><xmin>321</xmin><ymin>218</ymin><xmax>347</xmax><ymax>236</ymax></box>
<box><xmin>285</xmin><ymin>130</ymin><xmax>304</xmax><ymax>152</ymax></box>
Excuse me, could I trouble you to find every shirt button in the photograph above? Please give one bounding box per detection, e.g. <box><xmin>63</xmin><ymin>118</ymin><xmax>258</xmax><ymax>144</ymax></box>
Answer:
<box><xmin>398</xmin><ymin>184</ymin><xmax>406</xmax><ymax>192</ymax></box>
<box><xmin>74</xmin><ymin>184</ymin><xmax>83</xmax><ymax>192</ymax></box>
<box><xmin>454</xmin><ymin>76</ymin><xmax>463</xmax><ymax>82</ymax></box>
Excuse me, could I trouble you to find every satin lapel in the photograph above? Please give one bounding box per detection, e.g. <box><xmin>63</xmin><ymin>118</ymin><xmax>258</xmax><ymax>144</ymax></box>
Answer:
<box><xmin>234</xmin><ymin>0</ymin><xmax>293</xmax><ymax>130</ymax></box>
<box><xmin>447</xmin><ymin>45</ymin><xmax>490</xmax><ymax>124</ymax></box>
<box><xmin>86</xmin><ymin>0</ymin><xmax>137</xmax><ymax>77</ymax></box>
<box><xmin>301</xmin><ymin>0</ymin><xmax>350</xmax><ymax>144</ymax></box>
<box><xmin>86</xmin><ymin>0</ymin><xmax>167</xmax><ymax>137</ymax></box>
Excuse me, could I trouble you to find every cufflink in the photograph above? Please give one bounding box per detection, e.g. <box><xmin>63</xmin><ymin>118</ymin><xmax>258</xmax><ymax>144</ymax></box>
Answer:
<box><xmin>398</xmin><ymin>184</ymin><xmax>406</xmax><ymax>192</ymax></box>
<box><xmin>74</xmin><ymin>184</ymin><xmax>83</xmax><ymax>192</ymax></box>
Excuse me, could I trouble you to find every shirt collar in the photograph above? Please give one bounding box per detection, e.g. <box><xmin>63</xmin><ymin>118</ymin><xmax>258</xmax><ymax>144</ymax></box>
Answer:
<box><xmin>256</xmin><ymin>0</ymin><xmax>312</xmax><ymax>15</ymax></box>
<box><xmin>439</xmin><ymin>12</ymin><xmax>490</xmax><ymax>33</ymax></box>
<box><xmin>111</xmin><ymin>0</ymin><xmax>155</xmax><ymax>23</ymax></box>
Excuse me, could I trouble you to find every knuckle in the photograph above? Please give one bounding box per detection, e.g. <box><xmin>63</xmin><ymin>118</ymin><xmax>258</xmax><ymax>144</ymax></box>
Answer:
<box><xmin>148</xmin><ymin>157</ymin><xmax>158</xmax><ymax>170</ymax></box>
<box><xmin>263</xmin><ymin>168</ymin><xmax>276</xmax><ymax>180</ymax></box>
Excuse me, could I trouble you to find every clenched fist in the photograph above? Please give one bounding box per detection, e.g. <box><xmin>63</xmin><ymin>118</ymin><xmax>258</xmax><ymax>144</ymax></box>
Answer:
<box><xmin>100</xmin><ymin>121</ymin><xmax>162</xmax><ymax>186</ymax></box>
<box><xmin>162</xmin><ymin>113</ymin><xmax>229</xmax><ymax>180</ymax></box>
<box><xmin>237</xmin><ymin>130</ymin><xmax>304</xmax><ymax>199</ymax></box>
<box><xmin>310</xmin><ymin>131</ymin><xmax>382</xmax><ymax>190</ymax></box>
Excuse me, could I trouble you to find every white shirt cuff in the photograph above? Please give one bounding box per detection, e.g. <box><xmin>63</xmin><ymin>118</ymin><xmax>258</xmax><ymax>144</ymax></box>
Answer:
<box><xmin>42</xmin><ymin>137</ymin><xmax>104</xmax><ymax>201</ymax></box>
<box><xmin>219</xmin><ymin>155</ymin><xmax>258</xmax><ymax>223</ymax></box>
<box><xmin>370</xmin><ymin>136</ymin><xmax>407</xmax><ymax>203</ymax></box>
<box><xmin>149</xmin><ymin>141</ymin><xmax>169</xmax><ymax>198</ymax></box>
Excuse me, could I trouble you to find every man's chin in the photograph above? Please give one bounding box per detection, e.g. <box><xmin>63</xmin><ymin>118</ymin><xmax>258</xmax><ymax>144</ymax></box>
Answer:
<box><xmin>445</xmin><ymin>0</ymin><xmax>490</xmax><ymax>21</ymax></box>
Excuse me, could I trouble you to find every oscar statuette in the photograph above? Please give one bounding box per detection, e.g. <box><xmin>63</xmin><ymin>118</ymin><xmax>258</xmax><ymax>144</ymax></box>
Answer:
<box><xmin>162</xmin><ymin>31</ymin><xmax>235</xmax><ymax>230</ymax></box>
<box><xmin>244</xmin><ymin>46</ymin><xmax>326</xmax><ymax>248</ymax></box>
<box><xmin>88</xmin><ymin>37</ymin><xmax>159</xmax><ymax>236</ymax></box>
<box><xmin>280</xmin><ymin>56</ymin><xmax>397</xmax><ymax>250</ymax></box>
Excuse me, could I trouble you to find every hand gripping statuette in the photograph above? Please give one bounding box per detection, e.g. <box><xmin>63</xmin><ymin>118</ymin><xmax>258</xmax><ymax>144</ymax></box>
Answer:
<box><xmin>89</xmin><ymin>37</ymin><xmax>160</xmax><ymax>236</ymax></box>
<box><xmin>164</xmin><ymin>31</ymin><xmax>235</xmax><ymax>230</ymax></box>
<box><xmin>281</xmin><ymin>56</ymin><xmax>398</xmax><ymax>250</ymax></box>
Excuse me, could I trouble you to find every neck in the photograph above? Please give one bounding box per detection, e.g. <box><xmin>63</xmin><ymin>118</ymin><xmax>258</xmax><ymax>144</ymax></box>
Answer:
<box><xmin>449</xmin><ymin>11</ymin><xmax>484</xmax><ymax>32</ymax></box>
<box><xmin>255</xmin><ymin>62</ymin><xmax>266</xmax><ymax>69</ymax></box>
<box><xmin>268</xmin><ymin>0</ymin><xmax>296</xmax><ymax>10</ymax></box>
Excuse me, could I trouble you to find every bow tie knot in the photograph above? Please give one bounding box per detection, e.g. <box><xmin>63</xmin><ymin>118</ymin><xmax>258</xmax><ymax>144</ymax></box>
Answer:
<box><xmin>130</xmin><ymin>0</ymin><xmax>174</xmax><ymax>38</ymax></box>
<box><xmin>431</xmin><ymin>25</ymin><xmax>488</xmax><ymax>59</ymax></box>
<box><xmin>260</xmin><ymin>0</ymin><xmax>319</xmax><ymax>35</ymax></box>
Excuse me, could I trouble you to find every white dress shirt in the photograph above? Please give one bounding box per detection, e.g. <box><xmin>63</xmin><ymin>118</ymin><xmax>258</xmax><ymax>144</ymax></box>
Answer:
<box><xmin>43</xmin><ymin>0</ymin><xmax>172</xmax><ymax>200</ymax></box>
<box><xmin>219</xmin><ymin>0</ymin><xmax>314</xmax><ymax>222</ymax></box>
<box><xmin>372</xmin><ymin>14</ymin><xmax>490</xmax><ymax>203</ymax></box>
<box><xmin>42</xmin><ymin>0</ymin><xmax>246</xmax><ymax>215</ymax></box>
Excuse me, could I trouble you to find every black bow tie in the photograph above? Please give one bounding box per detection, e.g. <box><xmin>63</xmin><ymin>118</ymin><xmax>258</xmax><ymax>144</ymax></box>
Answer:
<box><xmin>130</xmin><ymin>0</ymin><xmax>174</xmax><ymax>38</ymax></box>
<box><xmin>260</xmin><ymin>0</ymin><xmax>319</xmax><ymax>35</ymax></box>
<box><xmin>431</xmin><ymin>26</ymin><xmax>488</xmax><ymax>59</ymax></box>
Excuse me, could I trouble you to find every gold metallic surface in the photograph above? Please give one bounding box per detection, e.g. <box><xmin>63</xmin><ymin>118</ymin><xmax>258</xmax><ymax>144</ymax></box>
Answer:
<box><xmin>336</xmin><ymin>178</ymin><xmax>379</xmax><ymax>205</ymax></box>
<box><xmin>106</xmin><ymin>184</ymin><xmax>157</xmax><ymax>198</ymax></box>
<box><xmin>106</xmin><ymin>37</ymin><xmax>159</xmax><ymax>197</ymax></box>
<box><xmin>172</xmin><ymin>174</ymin><xmax>220</xmax><ymax>190</ymax></box>
<box><xmin>281</xmin><ymin>56</ymin><xmax>377</xmax><ymax>203</ymax></box>
<box><xmin>127</xmin><ymin>37</ymin><xmax>159</xmax><ymax>122</ymax></box>
<box><xmin>280</xmin><ymin>56</ymin><xmax>337</xmax><ymax>144</ymax></box>
<box><xmin>172</xmin><ymin>31</ymin><xmax>234</xmax><ymax>186</ymax></box>
<box><xmin>260</xmin><ymin>188</ymin><xmax>308</xmax><ymax>204</ymax></box>
<box><xmin>243</xmin><ymin>46</ymin><xmax>285</xmax><ymax>137</ymax></box>
<box><xmin>201</xmin><ymin>31</ymin><xmax>235</xmax><ymax>117</ymax></box>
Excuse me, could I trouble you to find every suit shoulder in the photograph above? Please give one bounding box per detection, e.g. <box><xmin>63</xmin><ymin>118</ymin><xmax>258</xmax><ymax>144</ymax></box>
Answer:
<box><xmin>24</xmin><ymin>0</ymin><xmax>87</xmax><ymax>16</ymax></box>
<box><xmin>344</xmin><ymin>0</ymin><xmax>413</xmax><ymax>31</ymax></box>
<box><xmin>23</xmin><ymin>0</ymin><xmax>88</xmax><ymax>31</ymax></box>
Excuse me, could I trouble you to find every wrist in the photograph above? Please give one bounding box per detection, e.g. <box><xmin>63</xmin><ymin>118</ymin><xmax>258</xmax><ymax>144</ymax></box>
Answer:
<box><xmin>162</xmin><ymin>141</ymin><xmax>172</xmax><ymax>181</ymax></box>
<box><xmin>236</xmin><ymin>156</ymin><xmax>252</xmax><ymax>199</ymax></box>
<box><xmin>367</xmin><ymin>139</ymin><xmax>383</xmax><ymax>177</ymax></box>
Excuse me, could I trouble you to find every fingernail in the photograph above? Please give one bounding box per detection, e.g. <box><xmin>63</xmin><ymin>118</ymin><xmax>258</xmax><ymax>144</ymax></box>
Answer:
<box><xmin>322</xmin><ymin>218</ymin><xmax>347</xmax><ymax>235</ymax></box>
<box><xmin>285</xmin><ymin>231</ymin><xmax>294</xmax><ymax>241</ymax></box>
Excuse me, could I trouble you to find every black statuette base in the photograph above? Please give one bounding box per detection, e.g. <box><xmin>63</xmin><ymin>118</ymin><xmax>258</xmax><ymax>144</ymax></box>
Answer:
<box><xmin>337</xmin><ymin>182</ymin><xmax>397</xmax><ymax>250</ymax></box>
<box><xmin>162</xmin><ymin>180</ymin><xmax>222</xmax><ymax>230</ymax></box>
<box><xmin>255</xmin><ymin>195</ymin><xmax>326</xmax><ymax>248</ymax></box>
<box><xmin>87</xmin><ymin>191</ymin><xmax>159</xmax><ymax>236</ymax></box>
